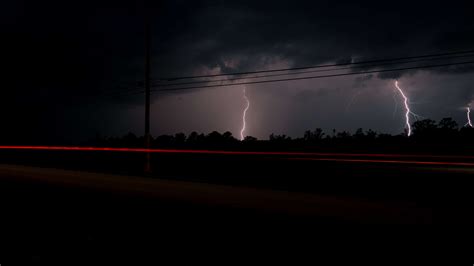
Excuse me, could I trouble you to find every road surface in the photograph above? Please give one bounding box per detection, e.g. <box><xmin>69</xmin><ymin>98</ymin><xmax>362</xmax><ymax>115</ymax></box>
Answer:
<box><xmin>1</xmin><ymin>150</ymin><xmax>472</xmax><ymax>262</ymax></box>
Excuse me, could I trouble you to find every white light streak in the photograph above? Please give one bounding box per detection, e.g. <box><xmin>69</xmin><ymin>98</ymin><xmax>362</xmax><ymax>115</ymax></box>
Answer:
<box><xmin>394</xmin><ymin>80</ymin><xmax>413</xmax><ymax>136</ymax></box>
<box><xmin>466</xmin><ymin>107</ymin><xmax>473</xmax><ymax>127</ymax></box>
<box><xmin>240</xmin><ymin>87</ymin><xmax>250</xmax><ymax>141</ymax></box>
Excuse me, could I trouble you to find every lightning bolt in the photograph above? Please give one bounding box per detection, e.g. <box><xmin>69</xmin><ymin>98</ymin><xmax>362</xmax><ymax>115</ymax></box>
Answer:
<box><xmin>344</xmin><ymin>90</ymin><xmax>361</xmax><ymax>114</ymax></box>
<box><xmin>240</xmin><ymin>87</ymin><xmax>250</xmax><ymax>141</ymax></box>
<box><xmin>466</xmin><ymin>107</ymin><xmax>473</xmax><ymax>127</ymax></box>
<box><xmin>394</xmin><ymin>80</ymin><xmax>420</xmax><ymax>137</ymax></box>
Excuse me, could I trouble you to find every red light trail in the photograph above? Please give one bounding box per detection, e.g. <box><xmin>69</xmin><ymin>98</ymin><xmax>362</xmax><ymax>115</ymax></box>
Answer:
<box><xmin>289</xmin><ymin>157</ymin><xmax>474</xmax><ymax>167</ymax></box>
<box><xmin>1</xmin><ymin>146</ymin><xmax>474</xmax><ymax>161</ymax></box>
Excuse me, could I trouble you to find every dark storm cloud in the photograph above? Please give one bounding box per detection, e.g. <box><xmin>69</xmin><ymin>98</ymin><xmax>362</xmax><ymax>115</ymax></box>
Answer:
<box><xmin>152</xmin><ymin>0</ymin><xmax>474</xmax><ymax>77</ymax></box>
<box><xmin>1</xmin><ymin>0</ymin><xmax>473</xmax><ymax>142</ymax></box>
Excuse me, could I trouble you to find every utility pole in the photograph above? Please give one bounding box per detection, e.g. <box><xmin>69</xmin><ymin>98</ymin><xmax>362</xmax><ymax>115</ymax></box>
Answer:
<box><xmin>144</xmin><ymin>12</ymin><xmax>151</xmax><ymax>173</ymax></box>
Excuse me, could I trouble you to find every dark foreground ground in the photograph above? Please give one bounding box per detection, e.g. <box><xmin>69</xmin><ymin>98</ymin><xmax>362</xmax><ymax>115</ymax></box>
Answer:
<box><xmin>0</xmin><ymin>149</ymin><xmax>473</xmax><ymax>262</ymax></box>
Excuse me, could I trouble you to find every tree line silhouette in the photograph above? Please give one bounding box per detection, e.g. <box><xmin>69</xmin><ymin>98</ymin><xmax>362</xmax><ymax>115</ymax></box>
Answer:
<box><xmin>91</xmin><ymin>117</ymin><xmax>474</xmax><ymax>154</ymax></box>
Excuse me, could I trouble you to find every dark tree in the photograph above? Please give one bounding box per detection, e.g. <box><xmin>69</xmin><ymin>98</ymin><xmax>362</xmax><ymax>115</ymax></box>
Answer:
<box><xmin>243</xmin><ymin>136</ymin><xmax>258</xmax><ymax>142</ymax></box>
<box><xmin>304</xmin><ymin>128</ymin><xmax>325</xmax><ymax>142</ymax></box>
<box><xmin>412</xmin><ymin>119</ymin><xmax>437</xmax><ymax>139</ymax></box>
<box><xmin>174</xmin><ymin>133</ymin><xmax>187</xmax><ymax>145</ymax></box>
<box><xmin>438</xmin><ymin>118</ymin><xmax>458</xmax><ymax>130</ymax></box>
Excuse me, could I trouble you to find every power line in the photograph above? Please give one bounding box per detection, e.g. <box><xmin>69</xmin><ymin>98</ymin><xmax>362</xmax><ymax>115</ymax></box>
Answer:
<box><xmin>106</xmin><ymin>50</ymin><xmax>474</xmax><ymax>96</ymax></box>
<box><xmin>105</xmin><ymin>60</ymin><xmax>474</xmax><ymax>97</ymax></box>
<box><xmin>102</xmin><ymin>51</ymin><xmax>474</xmax><ymax>97</ymax></box>
<box><xmin>155</xmin><ymin>49</ymin><xmax>474</xmax><ymax>81</ymax></box>
<box><xmin>152</xmin><ymin>54</ymin><xmax>474</xmax><ymax>88</ymax></box>
<box><xmin>149</xmin><ymin>60</ymin><xmax>474</xmax><ymax>93</ymax></box>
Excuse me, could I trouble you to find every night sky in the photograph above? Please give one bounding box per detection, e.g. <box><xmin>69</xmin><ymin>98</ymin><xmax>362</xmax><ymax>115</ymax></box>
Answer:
<box><xmin>2</xmin><ymin>0</ymin><xmax>474</xmax><ymax>144</ymax></box>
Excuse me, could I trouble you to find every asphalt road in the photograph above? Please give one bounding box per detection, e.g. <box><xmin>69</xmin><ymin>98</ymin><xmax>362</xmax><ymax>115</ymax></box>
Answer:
<box><xmin>0</xmin><ymin>164</ymin><xmax>432</xmax><ymax>224</ymax></box>
<box><xmin>0</xmin><ymin>149</ymin><xmax>473</xmax><ymax>225</ymax></box>
<box><xmin>1</xmin><ymin>150</ymin><xmax>473</xmax><ymax>262</ymax></box>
